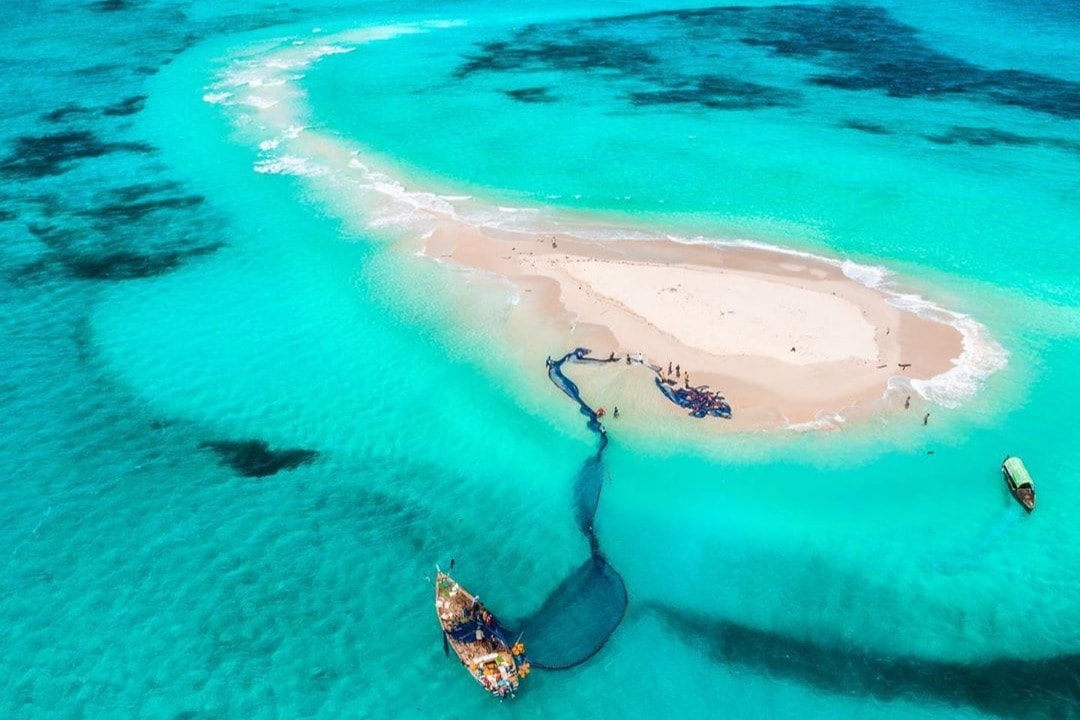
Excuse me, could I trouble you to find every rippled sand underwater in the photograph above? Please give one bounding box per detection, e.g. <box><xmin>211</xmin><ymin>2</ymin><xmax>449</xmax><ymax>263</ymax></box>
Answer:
<box><xmin>2</xmin><ymin>1</ymin><xmax>1079</xmax><ymax>718</ymax></box>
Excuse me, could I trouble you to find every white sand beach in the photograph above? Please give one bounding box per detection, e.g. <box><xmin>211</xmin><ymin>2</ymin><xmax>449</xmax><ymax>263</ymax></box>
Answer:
<box><xmin>424</xmin><ymin>223</ymin><xmax>965</xmax><ymax>429</ymax></box>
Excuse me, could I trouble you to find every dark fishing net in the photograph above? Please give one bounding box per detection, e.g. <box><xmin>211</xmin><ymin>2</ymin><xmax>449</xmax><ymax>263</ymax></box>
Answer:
<box><xmin>510</xmin><ymin>349</ymin><xmax>627</xmax><ymax>670</ymax></box>
<box><xmin>516</xmin><ymin>557</ymin><xmax>628</xmax><ymax>670</ymax></box>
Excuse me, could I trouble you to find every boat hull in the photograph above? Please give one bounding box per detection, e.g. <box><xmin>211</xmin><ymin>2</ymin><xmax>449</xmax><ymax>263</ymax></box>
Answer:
<box><xmin>434</xmin><ymin>571</ymin><xmax>528</xmax><ymax>697</ymax></box>
<box><xmin>1002</xmin><ymin>457</ymin><xmax>1035</xmax><ymax>513</ymax></box>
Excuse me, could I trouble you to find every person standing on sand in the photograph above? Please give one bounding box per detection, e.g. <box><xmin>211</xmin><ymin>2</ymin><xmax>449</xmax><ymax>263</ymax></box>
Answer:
<box><xmin>923</xmin><ymin>413</ymin><xmax>930</xmax><ymax>426</ymax></box>
<box><xmin>668</xmin><ymin>361</ymin><xmax>673</xmax><ymax>375</ymax></box>
<box><xmin>613</xmin><ymin>406</ymin><xmax>620</xmax><ymax>419</ymax></box>
<box><xmin>684</xmin><ymin>372</ymin><xmax>691</xmax><ymax>388</ymax></box>
<box><xmin>905</xmin><ymin>395</ymin><xmax>911</xmax><ymax>410</ymax></box>
<box><xmin>676</xmin><ymin>364</ymin><xmax>681</xmax><ymax>378</ymax></box>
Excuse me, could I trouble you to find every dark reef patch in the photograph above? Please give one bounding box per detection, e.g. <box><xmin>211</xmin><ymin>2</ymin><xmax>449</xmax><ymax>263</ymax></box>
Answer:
<box><xmin>0</xmin><ymin>130</ymin><xmax>153</xmax><ymax>180</ymax></box>
<box><xmin>27</xmin><ymin>222</ymin><xmax>82</xmax><ymax>249</ymax></box>
<box><xmin>73</xmin><ymin>62</ymin><xmax>126</xmax><ymax>77</ymax></box>
<box><xmin>102</xmin><ymin>95</ymin><xmax>148</xmax><ymax>117</ymax></box>
<box><xmin>458</xmin><ymin>4</ymin><xmax>1080</xmax><ymax>120</ymax></box>
<box><xmin>629</xmin><ymin>74</ymin><xmax>798</xmax><ymax>110</ymax></box>
<box><xmin>88</xmin><ymin>0</ymin><xmax>140</xmax><ymax>11</ymax></box>
<box><xmin>42</xmin><ymin>104</ymin><xmax>92</xmax><ymax>123</ymax></box>
<box><xmin>0</xmin><ymin>209</ymin><xmax>16</xmax><ymax>222</ymax></box>
<box><xmin>838</xmin><ymin>119</ymin><xmax>893</xmax><ymax>135</ymax></box>
<box><xmin>75</xmin><ymin>191</ymin><xmax>205</xmax><ymax>225</ymax></box>
<box><xmin>724</xmin><ymin>4</ymin><xmax>1080</xmax><ymax>119</ymax></box>
<box><xmin>503</xmin><ymin>86</ymin><xmax>557</xmax><ymax>104</ymax></box>
<box><xmin>923</xmin><ymin>126</ymin><xmax>1080</xmax><ymax>155</ymax></box>
<box><xmin>647</xmin><ymin>603</ymin><xmax>1080</xmax><ymax>718</ymax></box>
<box><xmin>60</xmin><ymin>243</ymin><xmax>222</xmax><ymax>280</ymax></box>
<box><xmin>456</xmin><ymin>36</ymin><xmax>660</xmax><ymax>79</ymax></box>
<box><xmin>107</xmin><ymin>181</ymin><xmax>185</xmax><ymax>202</ymax></box>
<box><xmin>200</xmin><ymin>440</ymin><xmax>319</xmax><ymax>478</ymax></box>
<box><xmin>19</xmin><ymin>221</ymin><xmax>223</xmax><ymax>282</ymax></box>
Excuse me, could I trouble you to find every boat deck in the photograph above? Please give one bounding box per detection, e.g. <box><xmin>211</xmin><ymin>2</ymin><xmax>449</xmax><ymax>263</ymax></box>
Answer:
<box><xmin>435</xmin><ymin>572</ymin><xmax>521</xmax><ymax>695</ymax></box>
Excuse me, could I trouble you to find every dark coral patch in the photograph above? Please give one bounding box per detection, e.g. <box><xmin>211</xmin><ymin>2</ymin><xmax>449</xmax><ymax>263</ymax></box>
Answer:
<box><xmin>503</xmin><ymin>87</ymin><xmax>557</xmax><ymax>104</ymax></box>
<box><xmin>41</xmin><ymin>104</ymin><xmax>92</xmax><ymax>123</ymax></box>
<box><xmin>726</xmin><ymin>4</ymin><xmax>1080</xmax><ymax>119</ymax></box>
<box><xmin>457</xmin><ymin>37</ymin><xmax>660</xmax><ymax>79</ymax></box>
<box><xmin>70</xmin><ymin>182</ymin><xmax>204</xmax><ymax>227</ymax></box>
<box><xmin>460</xmin><ymin>4</ymin><xmax>1080</xmax><ymax>120</ymax></box>
<box><xmin>27</xmin><ymin>223</ymin><xmax>82</xmax><ymax>249</ymax></box>
<box><xmin>648</xmin><ymin>602</ymin><xmax>1080</xmax><ymax>719</ymax></box>
<box><xmin>108</xmin><ymin>181</ymin><xmax>185</xmax><ymax>202</ymax></box>
<box><xmin>0</xmin><ymin>210</ymin><xmax>16</xmax><ymax>222</ymax></box>
<box><xmin>21</xmin><ymin>222</ymin><xmax>223</xmax><ymax>282</ymax></box>
<box><xmin>75</xmin><ymin>193</ymin><xmax>204</xmax><ymax>224</ymax></box>
<box><xmin>102</xmin><ymin>95</ymin><xmax>148</xmax><ymax>117</ymax></box>
<box><xmin>838</xmin><ymin>119</ymin><xmax>893</xmax><ymax>135</ymax></box>
<box><xmin>0</xmin><ymin>130</ymin><xmax>153</xmax><ymax>180</ymax></box>
<box><xmin>200</xmin><ymin>440</ymin><xmax>319</xmax><ymax>478</ymax></box>
<box><xmin>630</xmin><ymin>74</ymin><xmax>798</xmax><ymax>110</ymax></box>
<box><xmin>60</xmin><ymin>243</ymin><xmax>222</xmax><ymax>281</ymax></box>
<box><xmin>73</xmin><ymin>63</ymin><xmax>125</xmax><ymax>77</ymax></box>
<box><xmin>16</xmin><ymin>176</ymin><xmax>221</xmax><ymax>284</ymax></box>
<box><xmin>924</xmin><ymin>126</ymin><xmax>1080</xmax><ymax>155</ymax></box>
<box><xmin>88</xmin><ymin>0</ymin><xmax>139</xmax><ymax>11</ymax></box>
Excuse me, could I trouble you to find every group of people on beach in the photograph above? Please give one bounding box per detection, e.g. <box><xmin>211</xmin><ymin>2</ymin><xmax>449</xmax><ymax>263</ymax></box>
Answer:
<box><xmin>657</xmin><ymin>361</ymin><xmax>692</xmax><ymax>388</ymax></box>
<box><xmin>656</xmin><ymin>361</ymin><xmax>732</xmax><ymax>419</ymax></box>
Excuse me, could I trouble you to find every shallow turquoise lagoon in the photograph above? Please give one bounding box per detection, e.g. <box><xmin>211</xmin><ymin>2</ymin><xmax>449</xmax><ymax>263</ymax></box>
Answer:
<box><xmin>1</xmin><ymin>1</ymin><xmax>1078</xmax><ymax>718</ymax></box>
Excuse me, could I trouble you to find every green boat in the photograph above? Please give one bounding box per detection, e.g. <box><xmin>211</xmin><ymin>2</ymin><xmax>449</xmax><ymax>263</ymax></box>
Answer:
<box><xmin>1002</xmin><ymin>456</ymin><xmax>1035</xmax><ymax>513</ymax></box>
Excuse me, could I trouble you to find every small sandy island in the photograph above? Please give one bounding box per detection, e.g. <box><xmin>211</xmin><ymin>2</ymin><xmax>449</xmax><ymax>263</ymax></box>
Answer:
<box><xmin>199</xmin><ymin>31</ymin><xmax>972</xmax><ymax>432</ymax></box>
<box><xmin>423</xmin><ymin>222</ymin><xmax>964</xmax><ymax>430</ymax></box>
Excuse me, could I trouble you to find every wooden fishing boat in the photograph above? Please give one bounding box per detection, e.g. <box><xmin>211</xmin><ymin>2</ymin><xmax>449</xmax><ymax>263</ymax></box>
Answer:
<box><xmin>1002</xmin><ymin>456</ymin><xmax>1035</xmax><ymax>513</ymax></box>
<box><xmin>434</xmin><ymin>570</ymin><xmax>530</xmax><ymax>697</ymax></box>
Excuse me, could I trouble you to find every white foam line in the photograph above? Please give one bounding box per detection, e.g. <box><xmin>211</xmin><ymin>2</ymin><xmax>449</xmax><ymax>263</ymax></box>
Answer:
<box><xmin>202</xmin><ymin>91</ymin><xmax>232</xmax><ymax>104</ymax></box>
<box><xmin>253</xmin><ymin>155</ymin><xmax>327</xmax><ymax>177</ymax></box>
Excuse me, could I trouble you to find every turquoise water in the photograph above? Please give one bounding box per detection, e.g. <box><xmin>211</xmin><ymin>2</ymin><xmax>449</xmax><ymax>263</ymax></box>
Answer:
<box><xmin>2</xmin><ymin>1</ymin><xmax>1078</xmax><ymax>718</ymax></box>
